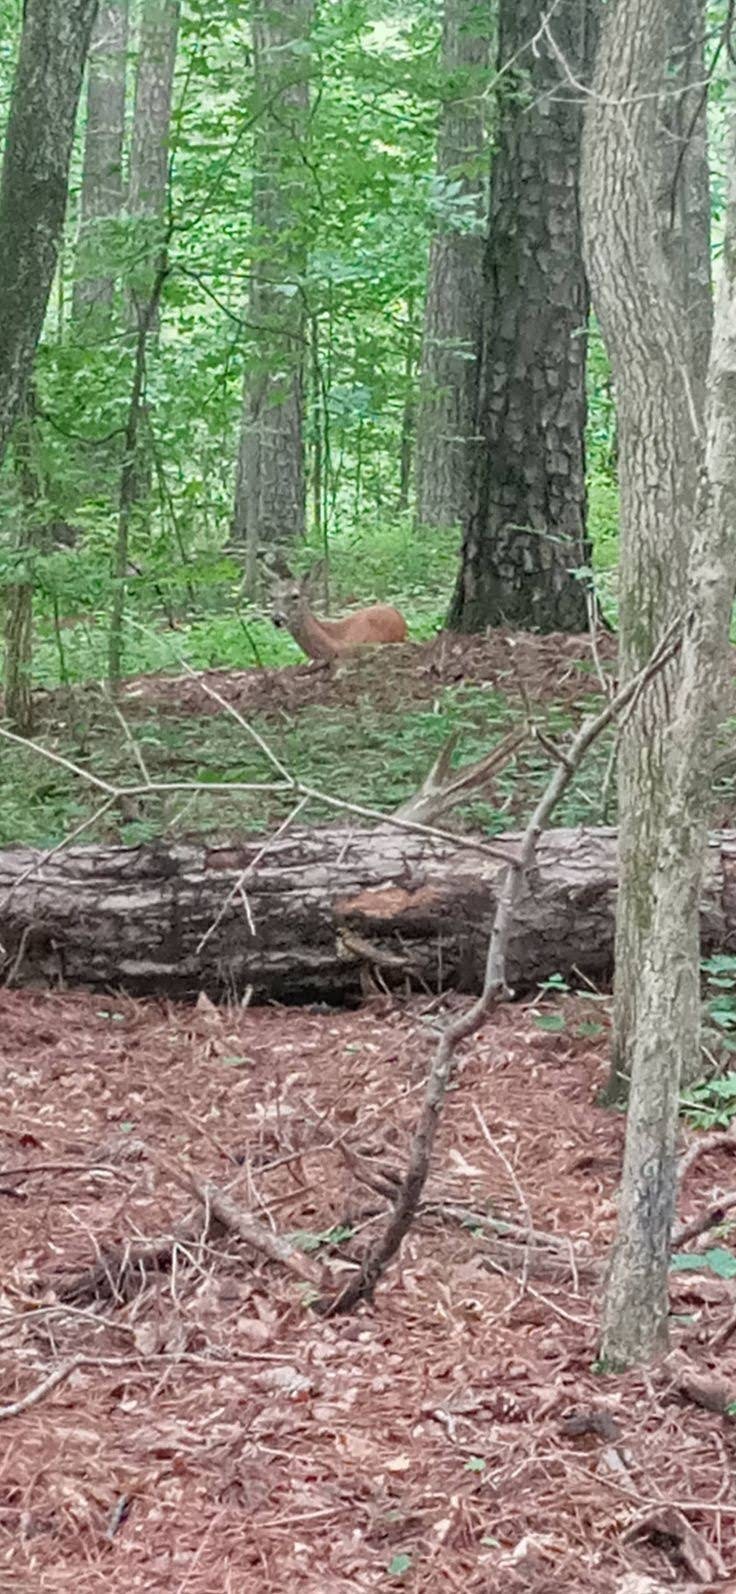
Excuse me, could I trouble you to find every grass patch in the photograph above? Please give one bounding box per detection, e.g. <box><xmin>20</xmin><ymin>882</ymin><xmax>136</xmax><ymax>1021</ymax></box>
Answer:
<box><xmin>2</xmin><ymin>679</ymin><xmax>614</xmax><ymax>849</ymax></box>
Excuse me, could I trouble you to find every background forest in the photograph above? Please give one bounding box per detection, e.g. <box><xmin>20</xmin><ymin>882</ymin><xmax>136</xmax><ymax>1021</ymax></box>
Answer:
<box><xmin>0</xmin><ymin>0</ymin><xmax>730</xmax><ymax>851</ymax></box>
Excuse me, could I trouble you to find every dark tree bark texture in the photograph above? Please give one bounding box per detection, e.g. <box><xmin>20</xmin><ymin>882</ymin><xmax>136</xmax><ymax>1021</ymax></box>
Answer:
<box><xmin>0</xmin><ymin>823</ymin><xmax>732</xmax><ymax>1005</ymax></box>
<box><xmin>414</xmin><ymin>0</ymin><xmax>490</xmax><ymax>530</ymax></box>
<box><xmin>0</xmin><ymin>0</ymin><xmax>100</xmax><ymax>471</ymax></box>
<box><xmin>73</xmin><ymin>0</ymin><xmax>129</xmax><ymax>326</ymax></box>
<box><xmin>449</xmin><ymin>0</ymin><xmax>598</xmax><ymax>634</ymax></box>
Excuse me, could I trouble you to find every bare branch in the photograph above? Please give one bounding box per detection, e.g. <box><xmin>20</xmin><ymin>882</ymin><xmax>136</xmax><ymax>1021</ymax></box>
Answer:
<box><xmin>319</xmin><ymin>627</ymin><xmax>682</xmax><ymax>1314</ymax></box>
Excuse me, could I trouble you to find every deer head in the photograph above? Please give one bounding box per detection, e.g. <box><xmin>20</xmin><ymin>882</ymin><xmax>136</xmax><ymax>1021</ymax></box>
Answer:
<box><xmin>262</xmin><ymin>553</ymin><xmax>325</xmax><ymax>633</ymax></box>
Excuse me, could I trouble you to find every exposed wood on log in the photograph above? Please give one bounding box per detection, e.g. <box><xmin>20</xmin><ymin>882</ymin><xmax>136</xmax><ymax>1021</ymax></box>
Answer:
<box><xmin>0</xmin><ymin>824</ymin><xmax>731</xmax><ymax>1003</ymax></box>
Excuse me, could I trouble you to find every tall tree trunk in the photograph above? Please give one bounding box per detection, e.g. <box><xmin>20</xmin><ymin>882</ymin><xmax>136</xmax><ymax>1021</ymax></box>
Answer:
<box><xmin>124</xmin><ymin>0</ymin><xmax>179</xmax><ymax>504</ymax></box>
<box><xmin>448</xmin><ymin>0</ymin><xmax>598</xmax><ymax>634</ymax></box>
<box><xmin>72</xmin><ymin>0</ymin><xmax>129</xmax><ymax>328</ymax></box>
<box><xmin>233</xmin><ymin>0</ymin><xmax>311</xmax><ymax>579</ymax></box>
<box><xmin>0</xmin><ymin>0</ymin><xmax>100</xmax><ymax>473</ymax></box>
<box><xmin>414</xmin><ymin>0</ymin><xmax>490</xmax><ymax>530</ymax></box>
<box><xmin>4</xmin><ymin>397</ymin><xmax>41</xmax><ymax>736</ymax></box>
<box><xmin>582</xmin><ymin>0</ymin><xmax>729</xmax><ymax>1369</ymax></box>
<box><xmin>586</xmin><ymin>0</ymin><xmax>712</xmax><ymax>1106</ymax></box>
<box><xmin>397</xmin><ymin>296</ymin><xmax>416</xmax><ymax>513</ymax></box>
<box><xmin>127</xmin><ymin>0</ymin><xmax>179</xmax><ymax>313</ymax></box>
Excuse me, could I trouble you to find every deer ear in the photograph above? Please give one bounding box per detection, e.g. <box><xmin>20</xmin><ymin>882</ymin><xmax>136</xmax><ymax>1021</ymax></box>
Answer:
<box><xmin>302</xmin><ymin>558</ymin><xmax>326</xmax><ymax>594</ymax></box>
<box><xmin>261</xmin><ymin>550</ymin><xmax>292</xmax><ymax>579</ymax></box>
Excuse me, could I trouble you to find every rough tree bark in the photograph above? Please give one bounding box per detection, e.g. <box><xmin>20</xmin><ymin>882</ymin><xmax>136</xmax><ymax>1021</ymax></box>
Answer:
<box><xmin>72</xmin><ymin>0</ymin><xmax>129</xmax><ymax>327</ymax></box>
<box><xmin>126</xmin><ymin>0</ymin><xmax>180</xmax><ymax>316</ymax></box>
<box><xmin>0</xmin><ymin>0</ymin><xmax>100</xmax><ymax>472</ymax></box>
<box><xmin>233</xmin><ymin>0</ymin><xmax>312</xmax><ymax>580</ymax></box>
<box><xmin>583</xmin><ymin>0</ymin><xmax>712</xmax><ymax>1106</ymax></box>
<box><xmin>414</xmin><ymin>0</ymin><xmax>490</xmax><ymax>530</ymax></box>
<box><xmin>584</xmin><ymin>0</ymin><xmax>735</xmax><ymax>1369</ymax></box>
<box><xmin>0</xmin><ymin>823</ymin><xmax>734</xmax><ymax>1005</ymax></box>
<box><xmin>448</xmin><ymin>0</ymin><xmax>599</xmax><ymax>634</ymax></box>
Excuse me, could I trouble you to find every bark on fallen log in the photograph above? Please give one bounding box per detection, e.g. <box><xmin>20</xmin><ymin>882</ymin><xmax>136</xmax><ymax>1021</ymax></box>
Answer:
<box><xmin>0</xmin><ymin>824</ymin><xmax>731</xmax><ymax>1003</ymax></box>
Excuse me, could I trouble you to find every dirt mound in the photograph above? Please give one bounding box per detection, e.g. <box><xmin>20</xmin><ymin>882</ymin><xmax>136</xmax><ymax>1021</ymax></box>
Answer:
<box><xmin>118</xmin><ymin>628</ymin><xmax>618</xmax><ymax>721</ymax></box>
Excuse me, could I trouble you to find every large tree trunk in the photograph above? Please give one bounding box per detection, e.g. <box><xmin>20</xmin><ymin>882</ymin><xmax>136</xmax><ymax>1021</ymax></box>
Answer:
<box><xmin>583</xmin><ymin>0</ymin><xmax>731</xmax><ymax>1371</ymax></box>
<box><xmin>0</xmin><ymin>0</ymin><xmax>100</xmax><ymax>472</ymax></box>
<box><xmin>448</xmin><ymin>0</ymin><xmax>598</xmax><ymax>634</ymax></box>
<box><xmin>583</xmin><ymin>0</ymin><xmax>712</xmax><ymax>1106</ymax></box>
<box><xmin>0</xmin><ymin>823</ymin><xmax>734</xmax><ymax>1004</ymax></box>
<box><xmin>72</xmin><ymin>0</ymin><xmax>129</xmax><ymax>327</ymax></box>
<box><xmin>413</xmin><ymin>0</ymin><xmax>490</xmax><ymax>531</ymax></box>
<box><xmin>233</xmin><ymin>0</ymin><xmax>311</xmax><ymax>580</ymax></box>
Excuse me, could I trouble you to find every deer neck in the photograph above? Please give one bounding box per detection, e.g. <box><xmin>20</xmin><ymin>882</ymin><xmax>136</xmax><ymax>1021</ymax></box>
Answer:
<box><xmin>288</xmin><ymin>606</ymin><xmax>341</xmax><ymax>662</ymax></box>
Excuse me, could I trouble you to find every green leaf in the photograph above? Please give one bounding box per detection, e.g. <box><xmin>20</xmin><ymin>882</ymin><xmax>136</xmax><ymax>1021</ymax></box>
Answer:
<box><xmin>388</xmin><ymin>1553</ymin><xmax>412</xmax><ymax>1576</ymax></box>
<box><xmin>671</xmin><ymin>1248</ymin><xmax>736</xmax><ymax>1278</ymax></box>
<box><xmin>465</xmin><ymin>1455</ymin><xmax>486</xmax><ymax>1472</ymax></box>
<box><xmin>533</xmin><ymin>1013</ymin><xmax>566</xmax><ymax>1033</ymax></box>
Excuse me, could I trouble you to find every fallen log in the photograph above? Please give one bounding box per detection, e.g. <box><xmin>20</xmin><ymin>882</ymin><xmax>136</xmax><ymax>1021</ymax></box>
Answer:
<box><xmin>0</xmin><ymin>824</ymin><xmax>731</xmax><ymax>1004</ymax></box>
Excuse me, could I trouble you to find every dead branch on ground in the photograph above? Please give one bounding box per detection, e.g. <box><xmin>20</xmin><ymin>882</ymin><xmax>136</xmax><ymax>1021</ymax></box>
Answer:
<box><xmin>677</xmin><ymin>1120</ymin><xmax>736</xmax><ymax>1182</ymax></box>
<box><xmin>158</xmin><ymin>1154</ymin><xmax>324</xmax><ymax>1289</ymax></box>
<box><xmin>671</xmin><ymin>1189</ymin><xmax>736</xmax><ymax>1249</ymax></box>
<box><xmin>318</xmin><ymin>625</ymin><xmax>682</xmax><ymax>1315</ymax></box>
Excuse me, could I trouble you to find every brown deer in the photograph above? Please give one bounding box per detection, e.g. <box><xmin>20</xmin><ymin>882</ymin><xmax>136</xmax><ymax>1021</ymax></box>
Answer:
<box><xmin>264</xmin><ymin>555</ymin><xmax>407</xmax><ymax>664</ymax></box>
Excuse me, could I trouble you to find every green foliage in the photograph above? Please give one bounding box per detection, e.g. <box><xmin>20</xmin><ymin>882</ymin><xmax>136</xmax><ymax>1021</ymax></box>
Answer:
<box><xmin>671</xmin><ymin>1248</ymin><xmax>736</xmax><ymax>1280</ymax></box>
<box><xmin>388</xmin><ymin>1553</ymin><xmax>413</xmax><ymax>1578</ymax></box>
<box><xmin>681</xmin><ymin>1074</ymin><xmax>736</xmax><ymax>1131</ymax></box>
<box><xmin>0</xmin><ymin>646</ymin><xmax>611</xmax><ymax>848</ymax></box>
<box><xmin>0</xmin><ymin>0</ymin><xmax>622</xmax><ymax>689</ymax></box>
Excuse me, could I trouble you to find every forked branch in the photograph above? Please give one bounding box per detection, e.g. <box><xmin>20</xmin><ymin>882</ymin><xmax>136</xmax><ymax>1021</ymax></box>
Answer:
<box><xmin>319</xmin><ymin>624</ymin><xmax>682</xmax><ymax>1314</ymax></box>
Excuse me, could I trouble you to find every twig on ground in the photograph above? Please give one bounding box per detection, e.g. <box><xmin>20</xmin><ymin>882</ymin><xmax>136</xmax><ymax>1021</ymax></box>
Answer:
<box><xmin>672</xmin><ymin>1189</ymin><xmax>736</xmax><ymax>1249</ymax></box>
<box><xmin>427</xmin><ymin>1200</ymin><xmax>596</xmax><ymax>1283</ymax></box>
<box><xmin>677</xmin><ymin>1121</ymin><xmax>736</xmax><ymax>1182</ymax></box>
<box><xmin>156</xmin><ymin>1154</ymin><xmax>324</xmax><ymax>1288</ymax></box>
<box><xmin>0</xmin><ymin>1347</ymin><xmax>304</xmax><ymax>1422</ymax></box>
<box><xmin>470</xmin><ymin>1101</ymin><xmax>537</xmax><ymax>1289</ymax></box>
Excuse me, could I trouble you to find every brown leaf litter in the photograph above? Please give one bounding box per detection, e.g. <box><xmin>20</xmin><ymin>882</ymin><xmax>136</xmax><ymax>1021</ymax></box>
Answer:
<box><xmin>115</xmin><ymin>629</ymin><xmax>618</xmax><ymax>721</ymax></box>
<box><xmin>1</xmin><ymin>987</ymin><xmax>736</xmax><ymax>1591</ymax></box>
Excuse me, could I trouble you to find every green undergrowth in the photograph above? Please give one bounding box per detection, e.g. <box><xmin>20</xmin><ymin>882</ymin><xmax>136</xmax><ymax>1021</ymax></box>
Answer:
<box><xmin>22</xmin><ymin>518</ymin><xmax>460</xmax><ymax>691</ymax></box>
<box><xmin>2</xmin><ymin>680</ymin><xmax>615</xmax><ymax>850</ymax></box>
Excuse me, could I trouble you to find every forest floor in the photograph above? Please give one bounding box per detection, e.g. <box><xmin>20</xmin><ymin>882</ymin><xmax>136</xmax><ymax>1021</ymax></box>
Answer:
<box><xmin>2</xmin><ymin>986</ymin><xmax>736</xmax><ymax>1592</ymax></box>
<box><xmin>0</xmin><ymin>627</ymin><xmax>663</xmax><ymax>850</ymax></box>
<box><xmin>116</xmin><ymin>627</ymin><xmax>619</xmax><ymax>721</ymax></box>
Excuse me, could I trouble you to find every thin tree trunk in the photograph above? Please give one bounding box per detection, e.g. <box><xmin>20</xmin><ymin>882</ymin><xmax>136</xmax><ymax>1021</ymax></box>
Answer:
<box><xmin>397</xmin><ymin>296</ymin><xmax>416</xmax><ymax>513</ymax></box>
<box><xmin>124</xmin><ymin>0</ymin><xmax>179</xmax><ymax>505</ymax></box>
<box><xmin>310</xmin><ymin>316</ymin><xmax>323</xmax><ymax>546</ymax></box>
<box><xmin>586</xmin><ymin>0</ymin><xmax>712</xmax><ymax>1106</ymax></box>
<box><xmin>448</xmin><ymin>0</ymin><xmax>599</xmax><ymax>633</ymax></box>
<box><xmin>108</xmin><ymin>248</ymin><xmax>170</xmax><ymax>684</ymax></box>
<box><xmin>4</xmin><ymin>399</ymin><xmax>42</xmax><ymax>735</ymax></box>
<box><xmin>414</xmin><ymin>0</ymin><xmax>489</xmax><ymax>531</ymax></box>
<box><xmin>233</xmin><ymin>0</ymin><xmax>312</xmax><ymax>578</ymax></box>
<box><xmin>72</xmin><ymin>0</ymin><xmax>129</xmax><ymax>327</ymax></box>
<box><xmin>583</xmin><ymin>0</ymin><xmax>730</xmax><ymax>1370</ymax></box>
<box><xmin>0</xmin><ymin>0</ymin><xmax>100</xmax><ymax>472</ymax></box>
